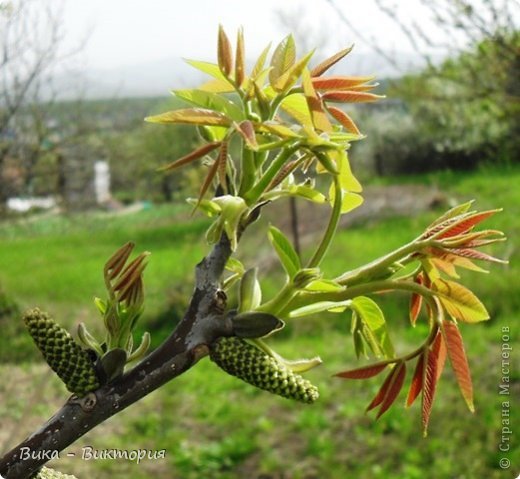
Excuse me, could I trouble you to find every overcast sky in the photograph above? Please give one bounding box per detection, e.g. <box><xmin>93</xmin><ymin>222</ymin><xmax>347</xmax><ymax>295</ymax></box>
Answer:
<box><xmin>61</xmin><ymin>0</ymin><xmax>434</xmax><ymax>70</ymax></box>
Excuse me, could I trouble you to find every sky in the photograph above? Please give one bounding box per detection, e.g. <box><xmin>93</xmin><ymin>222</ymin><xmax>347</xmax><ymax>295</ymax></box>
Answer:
<box><xmin>61</xmin><ymin>0</ymin><xmax>433</xmax><ymax>68</ymax></box>
<box><xmin>54</xmin><ymin>0</ymin><xmax>466</xmax><ymax>97</ymax></box>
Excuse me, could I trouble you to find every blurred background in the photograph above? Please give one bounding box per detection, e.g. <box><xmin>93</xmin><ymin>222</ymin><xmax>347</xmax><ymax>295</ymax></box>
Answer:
<box><xmin>0</xmin><ymin>0</ymin><xmax>518</xmax><ymax>478</ymax></box>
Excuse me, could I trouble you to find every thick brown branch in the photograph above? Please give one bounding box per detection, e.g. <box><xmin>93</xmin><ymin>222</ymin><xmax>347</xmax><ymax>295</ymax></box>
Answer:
<box><xmin>0</xmin><ymin>234</ymin><xmax>234</xmax><ymax>479</ymax></box>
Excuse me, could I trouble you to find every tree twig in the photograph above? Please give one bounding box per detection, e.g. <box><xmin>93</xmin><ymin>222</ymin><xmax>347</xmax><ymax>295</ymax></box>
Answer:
<box><xmin>0</xmin><ymin>234</ymin><xmax>235</xmax><ymax>479</ymax></box>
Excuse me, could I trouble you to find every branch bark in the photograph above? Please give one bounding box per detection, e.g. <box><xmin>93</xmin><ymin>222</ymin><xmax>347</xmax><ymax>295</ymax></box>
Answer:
<box><xmin>0</xmin><ymin>234</ymin><xmax>235</xmax><ymax>479</ymax></box>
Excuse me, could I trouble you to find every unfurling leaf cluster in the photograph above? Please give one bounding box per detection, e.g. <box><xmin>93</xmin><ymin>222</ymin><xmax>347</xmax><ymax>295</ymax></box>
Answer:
<box><xmin>142</xmin><ymin>28</ymin><xmax>507</xmax><ymax>435</ymax></box>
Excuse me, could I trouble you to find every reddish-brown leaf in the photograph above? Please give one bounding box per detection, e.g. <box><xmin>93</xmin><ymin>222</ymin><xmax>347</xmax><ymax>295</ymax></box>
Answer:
<box><xmin>310</xmin><ymin>46</ymin><xmax>353</xmax><ymax>77</ymax></box>
<box><xmin>158</xmin><ymin>141</ymin><xmax>221</xmax><ymax>172</ymax></box>
<box><xmin>326</xmin><ymin>106</ymin><xmax>361</xmax><ymax>135</ymax></box>
<box><xmin>442</xmin><ymin>321</ymin><xmax>475</xmax><ymax>412</ymax></box>
<box><xmin>409</xmin><ymin>293</ymin><xmax>423</xmax><ymax>324</ymax></box>
<box><xmin>218</xmin><ymin>25</ymin><xmax>233</xmax><ymax>76</ymax></box>
<box><xmin>217</xmin><ymin>141</ymin><xmax>228</xmax><ymax>192</ymax></box>
<box><xmin>406</xmin><ymin>354</ymin><xmax>424</xmax><ymax>407</ymax></box>
<box><xmin>433</xmin><ymin>210</ymin><xmax>500</xmax><ymax>239</ymax></box>
<box><xmin>346</xmin><ymin>83</ymin><xmax>379</xmax><ymax>92</ymax></box>
<box><xmin>235</xmin><ymin>28</ymin><xmax>245</xmax><ymax>86</ymax></box>
<box><xmin>426</xmin><ymin>200</ymin><xmax>474</xmax><ymax>230</ymax></box>
<box><xmin>196</xmin><ymin>155</ymin><xmax>221</xmax><ymax>206</ymax></box>
<box><xmin>267</xmin><ymin>159</ymin><xmax>300</xmax><ymax>191</ymax></box>
<box><xmin>439</xmin><ymin>229</ymin><xmax>504</xmax><ymax>248</ymax></box>
<box><xmin>422</xmin><ymin>332</ymin><xmax>442</xmax><ymax>436</ymax></box>
<box><xmin>377</xmin><ymin>362</ymin><xmax>406</xmax><ymax>418</ymax></box>
<box><xmin>105</xmin><ymin>242</ymin><xmax>135</xmax><ymax>280</ymax></box>
<box><xmin>409</xmin><ymin>274</ymin><xmax>424</xmax><ymax>325</ymax></box>
<box><xmin>235</xmin><ymin>120</ymin><xmax>258</xmax><ymax>150</ymax></box>
<box><xmin>113</xmin><ymin>253</ymin><xmax>150</xmax><ymax>298</ymax></box>
<box><xmin>366</xmin><ymin>365</ymin><xmax>398</xmax><ymax>412</ymax></box>
<box><xmin>311</xmin><ymin>75</ymin><xmax>375</xmax><ymax>90</ymax></box>
<box><xmin>321</xmin><ymin>90</ymin><xmax>384</xmax><ymax>103</ymax></box>
<box><xmin>436</xmin><ymin>332</ymin><xmax>448</xmax><ymax>381</ymax></box>
<box><xmin>335</xmin><ymin>363</ymin><xmax>388</xmax><ymax>379</ymax></box>
<box><xmin>447</xmin><ymin>248</ymin><xmax>508</xmax><ymax>264</ymax></box>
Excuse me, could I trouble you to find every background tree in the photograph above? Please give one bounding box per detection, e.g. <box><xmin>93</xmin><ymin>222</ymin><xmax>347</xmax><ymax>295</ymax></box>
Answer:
<box><xmin>326</xmin><ymin>0</ymin><xmax>519</xmax><ymax>172</ymax></box>
<box><xmin>0</xmin><ymin>0</ymin><xmax>89</xmax><ymax>213</ymax></box>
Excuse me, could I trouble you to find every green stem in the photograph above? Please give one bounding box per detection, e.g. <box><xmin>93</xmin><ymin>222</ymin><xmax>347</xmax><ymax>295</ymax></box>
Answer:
<box><xmin>280</xmin><ymin>279</ymin><xmax>436</xmax><ymax>318</ymax></box>
<box><xmin>244</xmin><ymin>144</ymin><xmax>300</xmax><ymax>204</ymax></box>
<box><xmin>257</xmin><ymin>281</ymin><xmax>297</xmax><ymax>316</ymax></box>
<box><xmin>239</xmin><ymin>148</ymin><xmax>256</xmax><ymax>196</ymax></box>
<box><xmin>335</xmin><ymin>239</ymin><xmax>430</xmax><ymax>286</ymax></box>
<box><xmin>306</xmin><ymin>175</ymin><xmax>343</xmax><ymax>268</ymax></box>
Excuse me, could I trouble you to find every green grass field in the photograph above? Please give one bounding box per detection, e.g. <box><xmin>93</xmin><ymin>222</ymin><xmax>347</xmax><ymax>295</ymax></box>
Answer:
<box><xmin>0</xmin><ymin>166</ymin><xmax>518</xmax><ymax>479</ymax></box>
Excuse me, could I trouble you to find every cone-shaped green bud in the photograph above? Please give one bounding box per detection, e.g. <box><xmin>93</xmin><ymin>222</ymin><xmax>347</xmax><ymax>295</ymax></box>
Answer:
<box><xmin>34</xmin><ymin>467</ymin><xmax>78</xmax><ymax>479</ymax></box>
<box><xmin>24</xmin><ymin>308</ymin><xmax>100</xmax><ymax>396</ymax></box>
<box><xmin>210</xmin><ymin>337</ymin><xmax>319</xmax><ymax>403</ymax></box>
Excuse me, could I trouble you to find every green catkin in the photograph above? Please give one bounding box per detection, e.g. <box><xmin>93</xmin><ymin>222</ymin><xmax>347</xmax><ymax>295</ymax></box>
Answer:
<box><xmin>33</xmin><ymin>466</ymin><xmax>78</xmax><ymax>479</ymax></box>
<box><xmin>24</xmin><ymin>308</ymin><xmax>100</xmax><ymax>396</ymax></box>
<box><xmin>210</xmin><ymin>337</ymin><xmax>319</xmax><ymax>403</ymax></box>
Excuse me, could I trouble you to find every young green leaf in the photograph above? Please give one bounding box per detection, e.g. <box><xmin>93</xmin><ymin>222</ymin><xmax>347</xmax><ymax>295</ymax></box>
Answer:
<box><xmin>145</xmin><ymin>108</ymin><xmax>232</xmax><ymax>127</ymax></box>
<box><xmin>278</xmin><ymin>93</ymin><xmax>314</xmax><ymax>129</ymax></box>
<box><xmin>304</xmin><ymin>279</ymin><xmax>344</xmax><ymax>292</ymax></box>
<box><xmin>173</xmin><ymin>89</ymin><xmax>244</xmax><ymax>121</ymax></box>
<box><xmin>302</xmin><ymin>68</ymin><xmax>332</xmax><ymax>132</ymax></box>
<box><xmin>268</xmin><ymin>225</ymin><xmax>301</xmax><ymax>278</ymax></box>
<box><xmin>184</xmin><ymin>59</ymin><xmax>234</xmax><ymax>84</ymax></box>
<box><xmin>269</xmin><ymin>34</ymin><xmax>296</xmax><ymax>86</ymax></box>
<box><xmin>277</xmin><ymin>356</ymin><xmax>322</xmax><ymax>373</ymax></box>
<box><xmin>238</xmin><ymin>268</ymin><xmax>262</xmax><ymax>313</ymax></box>
<box><xmin>273</xmin><ymin>50</ymin><xmax>314</xmax><ymax>92</ymax></box>
<box><xmin>225</xmin><ymin>257</ymin><xmax>245</xmax><ymax>276</ymax></box>
<box><xmin>352</xmin><ymin>296</ymin><xmax>395</xmax><ymax>359</ymax></box>
<box><xmin>199</xmin><ymin>78</ymin><xmax>236</xmax><ymax>93</ymax></box>
<box><xmin>235</xmin><ymin>27</ymin><xmax>246</xmax><ymax>86</ymax></box>
<box><xmin>334</xmin><ymin>149</ymin><xmax>363</xmax><ymax>192</ymax></box>
<box><xmin>329</xmin><ymin>183</ymin><xmax>364</xmax><ymax>214</ymax></box>
<box><xmin>288</xmin><ymin>300</ymin><xmax>352</xmax><ymax>318</ymax></box>
<box><xmin>432</xmin><ymin>279</ymin><xmax>489</xmax><ymax>323</ymax></box>
<box><xmin>426</xmin><ymin>200</ymin><xmax>474</xmax><ymax>230</ymax></box>
<box><xmin>250</xmin><ymin>43</ymin><xmax>272</xmax><ymax>81</ymax></box>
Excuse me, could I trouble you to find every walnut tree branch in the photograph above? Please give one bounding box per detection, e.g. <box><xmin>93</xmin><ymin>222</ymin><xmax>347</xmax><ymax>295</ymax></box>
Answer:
<box><xmin>0</xmin><ymin>233</ymin><xmax>235</xmax><ymax>479</ymax></box>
